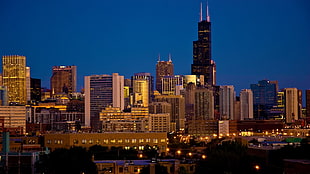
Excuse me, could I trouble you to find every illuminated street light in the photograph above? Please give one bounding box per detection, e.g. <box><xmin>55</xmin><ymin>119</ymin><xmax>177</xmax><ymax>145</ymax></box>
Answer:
<box><xmin>177</xmin><ymin>150</ymin><xmax>181</xmax><ymax>155</ymax></box>
<box><xmin>202</xmin><ymin>155</ymin><xmax>206</xmax><ymax>159</ymax></box>
<box><xmin>254</xmin><ymin>165</ymin><xmax>260</xmax><ymax>171</ymax></box>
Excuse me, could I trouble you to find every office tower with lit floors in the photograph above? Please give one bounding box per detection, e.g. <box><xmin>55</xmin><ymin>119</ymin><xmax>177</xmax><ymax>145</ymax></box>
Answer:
<box><xmin>50</xmin><ymin>65</ymin><xmax>77</xmax><ymax>97</ymax></box>
<box><xmin>191</xmin><ymin>3</ymin><xmax>216</xmax><ymax>87</ymax></box>
<box><xmin>84</xmin><ymin>73</ymin><xmax>124</xmax><ymax>130</ymax></box>
<box><xmin>156</xmin><ymin>55</ymin><xmax>174</xmax><ymax>93</ymax></box>
<box><xmin>2</xmin><ymin>55</ymin><xmax>27</xmax><ymax>105</ymax></box>
<box><xmin>132</xmin><ymin>72</ymin><xmax>154</xmax><ymax>106</ymax></box>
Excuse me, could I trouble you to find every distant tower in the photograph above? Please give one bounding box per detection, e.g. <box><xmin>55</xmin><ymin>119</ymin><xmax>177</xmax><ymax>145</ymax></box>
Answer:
<box><xmin>50</xmin><ymin>66</ymin><xmax>77</xmax><ymax>96</ymax></box>
<box><xmin>284</xmin><ymin>88</ymin><xmax>299</xmax><ymax>123</ymax></box>
<box><xmin>191</xmin><ymin>3</ymin><xmax>216</xmax><ymax>86</ymax></box>
<box><xmin>132</xmin><ymin>79</ymin><xmax>149</xmax><ymax>107</ymax></box>
<box><xmin>219</xmin><ymin>85</ymin><xmax>235</xmax><ymax>120</ymax></box>
<box><xmin>84</xmin><ymin>73</ymin><xmax>124</xmax><ymax>129</ymax></box>
<box><xmin>250</xmin><ymin>80</ymin><xmax>278</xmax><ymax>119</ymax></box>
<box><xmin>161</xmin><ymin>75</ymin><xmax>183</xmax><ymax>95</ymax></box>
<box><xmin>156</xmin><ymin>55</ymin><xmax>174</xmax><ymax>93</ymax></box>
<box><xmin>240</xmin><ymin>89</ymin><xmax>253</xmax><ymax>120</ymax></box>
<box><xmin>154</xmin><ymin>95</ymin><xmax>185</xmax><ymax>132</ymax></box>
<box><xmin>2</xmin><ymin>55</ymin><xmax>27</xmax><ymax>105</ymax></box>
<box><xmin>132</xmin><ymin>72</ymin><xmax>154</xmax><ymax>105</ymax></box>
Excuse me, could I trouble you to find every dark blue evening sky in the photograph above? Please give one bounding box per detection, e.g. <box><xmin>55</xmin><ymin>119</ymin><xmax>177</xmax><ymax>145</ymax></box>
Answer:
<box><xmin>1</xmin><ymin>0</ymin><xmax>309</xmax><ymax>95</ymax></box>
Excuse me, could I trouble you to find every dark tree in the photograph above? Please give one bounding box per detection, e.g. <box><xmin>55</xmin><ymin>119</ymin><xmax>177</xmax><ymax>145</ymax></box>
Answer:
<box><xmin>36</xmin><ymin>147</ymin><xmax>97</xmax><ymax>174</ymax></box>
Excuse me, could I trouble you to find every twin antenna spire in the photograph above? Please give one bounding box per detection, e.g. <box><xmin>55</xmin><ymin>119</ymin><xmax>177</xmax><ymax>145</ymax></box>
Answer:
<box><xmin>200</xmin><ymin>1</ymin><xmax>210</xmax><ymax>22</ymax></box>
<box><xmin>157</xmin><ymin>53</ymin><xmax>172</xmax><ymax>62</ymax></box>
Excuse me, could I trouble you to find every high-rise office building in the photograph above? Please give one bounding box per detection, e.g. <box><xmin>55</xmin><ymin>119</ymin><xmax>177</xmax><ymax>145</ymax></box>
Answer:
<box><xmin>187</xmin><ymin>88</ymin><xmax>215</xmax><ymax>136</ymax></box>
<box><xmin>154</xmin><ymin>95</ymin><xmax>185</xmax><ymax>132</ymax></box>
<box><xmin>30</xmin><ymin>78</ymin><xmax>41</xmax><ymax>103</ymax></box>
<box><xmin>2</xmin><ymin>55</ymin><xmax>27</xmax><ymax>105</ymax></box>
<box><xmin>284</xmin><ymin>88</ymin><xmax>299</xmax><ymax>123</ymax></box>
<box><xmin>250</xmin><ymin>80</ymin><xmax>278</xmax><ymax>119</ymax></box>
<box><xmin>50</xmin><ymin>66</ymin><xmax>77</xmax><ymax>96</ymax></box>
<box><xmin>84</xmin><ymin>73</ymin><xmax>124</xmax><ymax>129</ymax></box>
<box><xmin>156</xmin><ymin>56</ymin><xmax>174</xmax><ymax>93</ymax></box>
<box><xmin>161</xmin><ymin>75</ymin><xmax>183</xmax><ymax>95</ymax></box>
<box><xmin>132</xmin><ymin>72</ymin><xmax>154</xmax><ymax>106</ymax></box>
<box><xmin>191</xmin><ymin>4</ymin><xmax>216</xmax><ymax>86</ymax></box>
<box><xmin>240</xmin><ymin>89</ymin><xmax>253</xmax><ymax>120</ymax></box>
<box><xmin>132</xmin><ymin>79</ymin><xmax>149</xmax><ymax>107</ymax></box>
<box><xmin>219</xmin><ymin>85</ymin><xmax>235</xmax><ymax>120</ymax></box>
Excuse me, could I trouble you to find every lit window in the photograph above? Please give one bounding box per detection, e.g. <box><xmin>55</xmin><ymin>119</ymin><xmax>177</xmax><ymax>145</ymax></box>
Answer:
<box><xmin>139</xmin><ymin>139</ymin><xmax>144</xmax><ymax>143</ymax></box>
<box><xmin>160</xmin><ymin>139</ymin><xmax>166</xmax><ymax>143</ymax></box>
<box><xmin>89</xmin><ymin>139</ymin><xmax>93</xmax><ymax>144</ymax></box>
<box><xmin>110</xmin><ymin>139</ymin><xmax>116</xmax><ymax>143</ymax></box>
<box><xmin>132</xmin><ymin>139</ymin><xmax>137</xmax><ymax>143</ymax></box>
<box><xmin>82</xmin><ymin>139</ymin><xmax>87</xmax><ymax>144</ymax></box>
<box><xmin>117</xmin><ymin>139</ymin><xmax>123</xmax><ymax>143</ymax></box>
<box><xmin>125</xmin><ymin>139</ymin><xmax>130</xmax><ymax>143</ymax></box>
<box><xmin>145</xmin><ymin>138</ymin><xmax>151</xmax><ymax>143</ymax></box>
<box><xmin>138</xmin><ymin>146</ymin><xmax>144</xmax><ymax>150</ymax></box>
<box><xmin>73</xmin><ymin>139</ymin><xmax>78</xmax><ymax>144</ymax></box>
<box><xmin>153</xmin><ymin>139</ymin><xmax>158</xmax><ymax>143</ymax></box>
<box><xmin>103</xmin><ymin>139</ymin><xmax>108</xmax><ymax>144</ymax></box>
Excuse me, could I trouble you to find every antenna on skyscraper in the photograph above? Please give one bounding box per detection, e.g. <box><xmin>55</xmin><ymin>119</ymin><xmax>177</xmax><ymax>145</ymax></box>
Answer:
<box><xmin>157</xmin><ymin>53</ymin><xmax>161</xmax><ymax>62</ymax></box>
<box><xmin>206</xmin><ymin>1</ymin><xmax>210</xmax><ymax>22</ymax></box>
<box><xmin>200</xmin><ymin>2</ymin><xmax>203</xmax><ymax>22</ymax></box>
<box><xmin>168</xmin><ymin>53</ymin><xmax>172</xmax><ymax>62</ymax></box>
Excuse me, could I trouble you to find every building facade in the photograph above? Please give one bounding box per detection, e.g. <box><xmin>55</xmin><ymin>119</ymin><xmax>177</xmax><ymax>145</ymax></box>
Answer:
<box><xmin>161</xmin><ymin>75</ymin><xmax>183</xmax><ymax>95</ymax></box>
<box><xmin>0</xmin><ymin>106</ymin><xmax>26</xmax><ymax>134</ymax></box>
<box><xmin>43</xmin><ymin>132</ymin><xmax>168</xmax><ymax>154</ymax></box>
<box><xmin>2</xmin><ymin>55</ymin><xmax>27</xmax><ymax>105</ymax></box>
<box><xmin>219</xmin><ymin>85</ymin><xmax>235</xmax><ymax>120</ymax></box>
<box><xmin>156</xmin><ymin>58</ymin><xmax>174</xmax><ymax>93</ymax></box>
<box><xmin>250</xmin><ymin>80</ymin><xmax>278</xmax><ymax>119</ymax></box>
<box><xmin>50</xmin><ymin>65</ymin><xmax>77</xmax><ymax>96</ymax></box>
<box><xmin>284</xmin><ymin>88</ymin><xmax>299</xmax><ymax>123</ymax></box>
<box><xmin>84</xmin><ymin>73</ymin><xmax>124</xmax><ymax>129</ymax></box>
<box><xmin>154</xmin><ymin>95</ymin><xmax>185</xmax><ymax>132</ymax></box>
<box><xmin>240</xmin><ymin>89</ymin><xmax>253</xmax><ymax>120</ymax></box>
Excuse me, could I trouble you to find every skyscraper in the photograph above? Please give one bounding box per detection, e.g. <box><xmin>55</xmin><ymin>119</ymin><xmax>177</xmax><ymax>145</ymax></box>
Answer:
<box><xmin>50</xmin><ymin>65</ymin><xmax>77</xmax><ymax>96</ymax></box>
<box><xmin>132</xmin><ymin>72</ymin><xmax>154</xmax><ymax>106</ymax></box>
<box><xmin>2</xmin><ymin>55</ymin><xmax>27</xmax><ymax>105</ymax></box>
<box><xmin>191</xmin><ymin>3</ymin><xmax>216</xmax><ymax>86</ymax></box>
<box><xmin>240</xmin><ymin>89</ymin><xmax>253</xmax><ymax>120</ymax></box>
<box><xmin>250</xmin><ymin>80</ymin><xmax>278</xmax><ymax>119</ymax></box>
<box><xmin>161</xmin><ymin>75</ymin><xmax>183</xmax><ymax>95</ymax></box>
<box><xmin>156</xmin><ymin>55</ymin><xmax>174</xmax><ymax>93</ymax></box>
<box><xmin>284</xmin><ymin>88</ymin><xmax>299</xmax><ymax>123</ymax></box>
<box><xmin>132</xmin><ymin>79</ymin><xmax>149</xmax><ymax>107</ymax></box>
<box><xmin>84</xmin><ymin>73</ymin><xmax>124</xmax><ymax>129</ymax></box>
<box><xmin>219</xmin><ymin>85</ymin><xmax>235</xmax><ymax>120</ymax></box>
<box><xmin>154</xmin><ymin>95</ymin><xmax>185</xmax><ymax>132</ymax></box>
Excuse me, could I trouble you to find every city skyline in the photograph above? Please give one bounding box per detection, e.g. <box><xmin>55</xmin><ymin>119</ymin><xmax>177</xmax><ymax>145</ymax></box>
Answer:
<box><xmin>0</xmin><ymin>0</ymin><xmax>309</xmax><ymax>94</ymax></box>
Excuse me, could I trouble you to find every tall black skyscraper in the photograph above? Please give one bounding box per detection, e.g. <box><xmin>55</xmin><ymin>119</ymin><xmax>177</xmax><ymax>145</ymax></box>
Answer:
<box><xmin>191</xmin><ymin>3</ymin><xmax>216</xmax><ymax>86</ymax></box>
